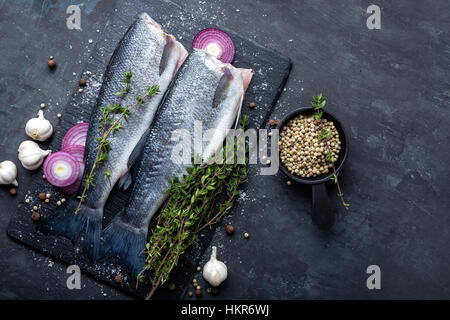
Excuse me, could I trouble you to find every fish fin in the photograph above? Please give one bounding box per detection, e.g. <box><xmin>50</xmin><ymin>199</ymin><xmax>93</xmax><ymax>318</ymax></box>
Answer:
<box><xmin>233</xmin><ymin>68</ymin><xmax>253</xmax><ymax>129</ymax></box>
<box><xmin>118</xmin><ymin>155</ymin><xmax>142</xmax><ymax>191</ymax></box>
<box><xmin>159</xmin><ymin>35</ymin><xmax>176</xmax><ymax>76</ymax></box>
<box><xmin>176</xmin><ymin>42</ymin><xmax>189</xmax><ymax>72</ymax></box>
<box><xmin>213</xmin><ymin>67</ymin><xmax>233</xmax><ymax>108</ymax></box>
<box><xmin>101</xmin><ymin>216</ymin><xmax>146</xmax><ymax>278</ymax></box>
<box><xmin>38</xmin><ymin>197</ymin><xmax>86</xmax><ymax>242</ymax></box>
<box><xmin>117</xmin><ymin>129</ymin><xmax>148</xmax><ymax>191</ymax></box>
<box><xmin>82</xmin><ymin>210</ymin><xmax>103</xmax><ymax>261</ymax></box>
<box><xmin>118</xmin><ymin>171</ymin><xmax>133</xmax><ymax>190</ymax></box>
<box><xmin>238</xmin><ymin>68</ymin><xmax>254</xmax><ymax>92</ymax></box>
<box><xmin>234</xmin><ymin>95</ymin><xmax>244</xmax><ymax>130</ymax></box>
<box><xmin>127</xmin><ymin>128</ymin><xmax>149</xmax><ymax>169</ymax></box>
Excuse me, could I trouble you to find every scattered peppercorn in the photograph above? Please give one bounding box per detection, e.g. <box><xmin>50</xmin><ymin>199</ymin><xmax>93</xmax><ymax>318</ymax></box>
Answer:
<box><xmin>211</xmin><ymin>287</ymin><xmax>220</xmax><ymax>295</ymax></box>
<box><xmin>48</xmin><ymin>60</ymin><xmax>56</xmax><ymax>69</ymax></box>
<box><xmin>266</xmin><ymin>159</ymin><xmax>271</xmax><ymax>165</ymax></box>
<box><xmin>269</xmin><ymin>119</ymin><xmax>275</xmax><ymax>126</ymax></box>
<box><xmin>78</xmin><ymin>88</ymin><xmax>84</xmax><ymax>93</ymax></box>
<box><xmin>196</xmin><ymin>266</ymin><xmax>201</xmax><ymax>272</ymax></box>
<box><xmin>249</xmin><ymin>102</ymin><xmax>255</xmax><ymax>109</ymax></box>
<box><xmin>168</xmin><ymin>283</ymin><xmax>176</xmax><ymax>291</ymax></box>
<box><xmin>207</xmin><ymin>288</ymin><xmax>212</xmax><ymax>294</ymax></box>
<box><xmin>45</xmin><ymin>199</ymin><xmax>50</xmax><ymax>203</ymax></box>
<box><xmin>226</xmin><ymin>225</ymin><xmax>234</xmax><ymax>235</ymax></box>
<box><xmin>46</xmin><ymin>193</ymin><xmax>51</xmax><ymax>199</ymax></box>
<box><xmin>38</xmin><ymin>192</ymin><xmax>46</xmax><ymax>200</ymax></box>
<box><xmin>40</xmin><ymin>103</ymin><xmax>45</xmax><ymax>109</ymax></box>
<box><xmin>196</xmin><ymin>285</ymin><xmax>201</xmax><ymax>290</ymax></box>
<box><xmin>31</xmin><ymin>212</ymin><xmax>40</xmax><ymax>222</ymax></box>
<box><xmin>195</xmin><ymin>289</ymin><xmax>202</xmax><ymax>298</ymax></box>
<box><xmin>33</xmin><ymin>206</ymin><xmax>38</xmax><ymax>211</ymax></box>
<box><xmin>9</xmin><ymin>188</ymin><xmax>17</xmax><ymax>196</ymax></box>
<box><xmin>244</xmin><ymin>232</ymin><xmax>249</xmax><ymax>239</ymax></box>
<box><xmin>79</xmin><ymin>78</ymin><xmax>87</xmax><ymax>86</ymax></box>
<box><xmin>57</xmin><ymin>113</ymin><xmax>62</xmax><ymax>118</ymax></box>
<box><xmin>287</xmin><ymin>180</ymin><xmax>292</xmax><ymax>186</ymax></box>
<box><xmin>61</xmin><ymin>198</ymin><xmax>66</xmax><ymax>203</ymax></box>
<box><xmin>42</xmin><ymin>175</ymin><xmax>46</xmax><ymax>180</ymax></box>
<box><xmin>25</xmin><ymin>198</ymin><xmax>30</xmax><ymax>204</ymax></box>
<box><xmin>57</xmin><ymin>200</ymin><xmax>62</xmax><ymax>206</ymax></box>
<box><xmin>275</xmin><ymin>120</ymin><xmax>280</xmax><ymax>125</ymax></box>
<box><xmin>114</xmin><ymin>275</ymin><xmax>122</xmax><ymax>283</ymax></box>
<box><xmin>49</xmin><ymin>56</ymin><xmax>54</xmax><ymax>60</ymax></box>
<box><xmin>268</xmin><ymin>132</ymin><xmax>273</xmax><ymax>137</ymax></box>
<box><xmin>188</xmin><ymin>291</ymin><xmax>193</xmax><ymax>297</ymax></box>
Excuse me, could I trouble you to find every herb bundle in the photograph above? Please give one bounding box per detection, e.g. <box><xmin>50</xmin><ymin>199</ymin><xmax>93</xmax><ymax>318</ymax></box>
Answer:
<box><xmin>75</xmin><ymin>71</ymin><xmax>159</xmax><ymax>213</ymax></box>
<box><xmin>138</xmin><ymin>115</ymin><xmax>250</xmax><ymax>299</ymax></box>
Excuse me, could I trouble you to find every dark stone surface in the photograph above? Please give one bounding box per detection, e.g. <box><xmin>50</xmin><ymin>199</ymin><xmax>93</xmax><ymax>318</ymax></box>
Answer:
<box><xmin>1</xmin><ymin>0</ymin><xmax>450</xmax><ymax>300</ymax></box>
<box><xmin>5</xmin><ymin>0</ymin><xmax>291</xmax><ymax>299</ymax></box>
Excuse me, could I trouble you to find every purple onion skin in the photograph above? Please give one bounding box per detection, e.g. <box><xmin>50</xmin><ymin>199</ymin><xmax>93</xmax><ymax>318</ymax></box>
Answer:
<box><xmin>61</xmin><ymin>122</ymin><xmax>89</xmax><ymax>150</ymax></box>
<box><xmin>59</xmin><ymin>145</ymin><xmax>86</xmax><ymax>194</ymax></box>
<box><xmin>43</xmin><ymin>151</ymin><xmax>80</xmax><ymax>188</ymax></box>
<box><xmin>192</xmin><ymin>28</ymin><xmax>235</xmax><ymax>64</ymax></box>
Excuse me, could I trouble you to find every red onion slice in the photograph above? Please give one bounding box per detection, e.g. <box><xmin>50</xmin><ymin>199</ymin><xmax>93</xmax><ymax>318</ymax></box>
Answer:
<box><xmin>61</xmin><ymin>122</ymin><xmax>89</xmax><ymax>149</ymax></box>
<box><xmin>59</xmin><ymin>182</ymin><xmax>80</xmax><ymax>195</ymax></box>
<box><xmin>61</xmin><ymin>145</ymin><xmax>85</xmax><ymax>168</ymax></box>
<box><xmin>59</xmin><ymin>146</ymin><xmax>86</xmax><ymax>195</ymax></box>
<box><xmin>192</xmin><ymin>28</ymin><xmax>235</xmax><ymax>63</ymax></box>
<box><xmin>43</xmin><ymin>151</ymin><xmax>80</xmax><ymax>187</ymax></box>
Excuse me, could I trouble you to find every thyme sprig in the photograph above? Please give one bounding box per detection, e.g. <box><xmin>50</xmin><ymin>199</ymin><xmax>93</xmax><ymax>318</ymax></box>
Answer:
<box><xmin>138</xmin><ymin>115</ymin><xmax>250</xmax><ymax>299</ymax></box>
<box><xmin>318</xmin><ymin>128</ymin><xmax>332</xmax><ymax>142</ymax></box>
<box><xmin>312</xmin><ymin>92</ymin><xmax>350</xmax><ymax>209</ymax></box>
<box><xmin>326</xmin><ymin>151</ymin><xmax>350</xmax><ymax>208</ymax></box>
<box><xmin>75</xmin><ymin>71</ymin><xmax>160</xmax><ymax>213</ymax></box>
<box><xmin>312</xmin><ymin>93</ymin><xmax>326</xmax><ymax>120</ymax></box>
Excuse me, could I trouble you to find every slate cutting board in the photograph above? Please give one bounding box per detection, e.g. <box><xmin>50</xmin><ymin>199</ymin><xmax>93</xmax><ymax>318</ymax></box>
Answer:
<box><xmin>7</xmin><ymin>0</ymin><xmax>291</xmax><ymax>299</ymax></box>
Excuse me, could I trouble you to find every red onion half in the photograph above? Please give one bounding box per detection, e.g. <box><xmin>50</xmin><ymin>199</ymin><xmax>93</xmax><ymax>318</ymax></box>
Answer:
<box><xmin>61</xmin><ymin>122</ymin><xmax>89</xmax><ymax>149</ymax></box>
<box><xmin>192</xmin><ymin>28</ymin><xmax>235</xmax><ymax>63</ymax></box>
<box><xmin>59</xmin><ymin>145</ymin><xmax>86</xmax><ymax>195</ymax></box>
<box><xmin>43</xmin><ymin>151</ymin><xmax>80</xmax><ymax>188</ymax></box>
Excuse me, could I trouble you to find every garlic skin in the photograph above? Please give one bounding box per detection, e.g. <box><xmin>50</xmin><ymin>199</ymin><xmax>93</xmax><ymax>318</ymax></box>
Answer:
<box><xmin>0</xmin><ymin>160</ymin><xmax>18</xmax><ymax>186</ymax></box>
<box><xmin>25</xmin><ymin>110</ymin><xmax>53</xmax><ymax>141</ymax></box>
<box><xmin>18</xmin><ymin>140</ymin><xmax>52</xmax><ymax>170</ymax></box>
<box><xmin>202</xmin><ymin>246</ymin><xmax>228</xmax><ymax>287</ymax></box>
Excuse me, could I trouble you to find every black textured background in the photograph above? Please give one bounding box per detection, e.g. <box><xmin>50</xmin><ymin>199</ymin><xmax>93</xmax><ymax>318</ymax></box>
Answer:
<box><xmin>5</xmin><ymin>0</ymin><xmax>291</xmax><ymax>299</ymax></box>
<box><xmin>1</xmin><ymin>0</ymin><xmax>450</xmax><ymax>299</ymax></box>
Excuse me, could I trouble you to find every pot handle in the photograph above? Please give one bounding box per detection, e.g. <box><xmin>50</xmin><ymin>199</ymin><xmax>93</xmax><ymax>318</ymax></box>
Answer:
<box><xmin>311</xmin><ymin>183</ymin><xmax>335</xmax><ymax>228</ymax></box>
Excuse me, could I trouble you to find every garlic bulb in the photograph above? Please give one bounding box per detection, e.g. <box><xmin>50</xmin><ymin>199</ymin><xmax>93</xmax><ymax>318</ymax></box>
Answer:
<box><xmin>18</xmin><ymin>140</ymin><xmax>52</xmax><ymax>170</ymax></box>
<box><xmin>25</xmin><ymin>110</ymin><xmax>53</xmax><ymax>141</ymax></box>
<box><xmin>202</xmin><ymin>246</ymin><xmax>228</xmax><ymax>287</ymax></box>
<box><xmin>0</xmin><ymin>160</ymin><xmax>18</xmax><ymax>186</ymax></box>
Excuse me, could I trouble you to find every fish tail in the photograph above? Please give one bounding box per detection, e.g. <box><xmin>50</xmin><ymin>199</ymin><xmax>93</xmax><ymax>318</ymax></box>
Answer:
<box><xmin>101</xmin><ymin>215</ymin><xmax>146</xmax><ymax>278</ymax></box>
<box><xmin>82</xmin><ymin>210</ymin><xmax>103</xmax><ymax>261</ymax></box>
<box><xmin>38</xmin><ymin>197</ymin><xmax>86</xmax><ymax>242</ymax></box>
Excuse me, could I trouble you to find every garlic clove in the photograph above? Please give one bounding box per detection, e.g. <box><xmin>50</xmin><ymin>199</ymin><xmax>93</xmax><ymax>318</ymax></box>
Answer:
<box><xmin>18</xmin><ymin>140</ymin><xmax>52</xmax><ymax>171</ymax></box>
<box><xmin>202</xmin><ymin>246</ymin><xmax>228</xmax><ymax>287</ymax></box>
<box><xmin>25</xmin><ymin>110</ymin><xmax>53</xmax><ymax>142</ymax></box>
<box><xmin>0</xmin><ymin>160</ymin><xmax>18</xmax><ymax>186</ymax></box>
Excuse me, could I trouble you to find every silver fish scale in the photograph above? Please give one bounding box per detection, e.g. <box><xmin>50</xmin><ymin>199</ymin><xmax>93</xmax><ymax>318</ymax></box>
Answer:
<box><xmin>83</xmin><ymin>17</ymin><xmax>166</xmax><ymax>207</ymax></box>
<box><xmin>120</xmin><ymin>50</ymin><xmax>242</xmax><ymax>228</ymax></box>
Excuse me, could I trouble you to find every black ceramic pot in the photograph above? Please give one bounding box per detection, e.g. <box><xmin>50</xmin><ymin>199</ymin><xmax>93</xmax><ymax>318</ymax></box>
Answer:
<box><xmin>276</xmin><ymin>107</ymin><xmax>349</xmax><ymax>228</ymax></box>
